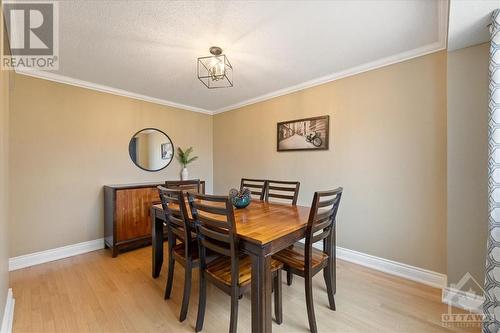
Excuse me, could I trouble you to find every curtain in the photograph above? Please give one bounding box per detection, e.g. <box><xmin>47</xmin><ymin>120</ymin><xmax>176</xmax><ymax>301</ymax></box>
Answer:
<box><xmin>484</xmin><ymin>8</ymin><xmax>500</xmax><ymax>333</ymax></box>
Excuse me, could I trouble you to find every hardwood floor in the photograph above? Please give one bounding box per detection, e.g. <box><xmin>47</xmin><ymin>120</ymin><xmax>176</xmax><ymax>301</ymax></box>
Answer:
<box><xmin>10</xmin><ymin>246</ymin><xmax>479</xmax><ymax>333</ymax></box>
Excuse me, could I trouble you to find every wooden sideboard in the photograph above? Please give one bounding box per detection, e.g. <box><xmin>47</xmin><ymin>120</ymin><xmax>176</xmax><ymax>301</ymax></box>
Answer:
<box><xmin>104</xmin><ymin>181</ymin><xmax>205</xmax><ymax>257</ymax></box>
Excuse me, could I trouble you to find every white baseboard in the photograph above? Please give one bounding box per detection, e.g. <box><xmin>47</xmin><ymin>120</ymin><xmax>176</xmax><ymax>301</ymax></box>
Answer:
<box><xmin>309</xmin><ymin>242</ymin><xmax>447</xmax><ymax>289</ymax></box>
<box><xmin>8</xmin><ymin>237</ymin><xmax>483</xmax><ymax>317</ymax></box>
<box><xmin>1</xmin><ymin>288</ymin><xmax>15</xmax><ymax>333</ymax></box>
<box><xmin>9</xmin><ymin>238</ymin><xmax>104</xmax><ymax>271</ymax></box>
<box><xmin>442</xmin><ymin>287</ymin><xmax>485</xmax><ymax>313</ymax></box>
<box><xmin>8</xmin><ymin>237</ymin><xmax>447</xmax><ymax>290</ymax></box>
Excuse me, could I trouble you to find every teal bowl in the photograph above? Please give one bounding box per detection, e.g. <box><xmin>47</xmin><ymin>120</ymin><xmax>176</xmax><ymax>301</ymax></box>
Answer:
<box><xmin>232</xmin><ymin>196</ymin><xmax>251</xmax><ymax>209</ymax></box>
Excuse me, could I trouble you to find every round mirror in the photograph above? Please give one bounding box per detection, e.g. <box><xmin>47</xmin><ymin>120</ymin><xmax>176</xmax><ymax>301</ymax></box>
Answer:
<box><xmin>128</xmin><ymin>128</ymin><xmax>174</xmax><ymax>172</ymax></box>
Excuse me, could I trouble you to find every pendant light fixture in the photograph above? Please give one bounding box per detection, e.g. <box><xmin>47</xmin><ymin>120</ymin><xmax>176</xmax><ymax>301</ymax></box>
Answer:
<box><xmin>197</xmin><ymin>46</ymin><xmax>233</xmax><ymax>89</ymax></box>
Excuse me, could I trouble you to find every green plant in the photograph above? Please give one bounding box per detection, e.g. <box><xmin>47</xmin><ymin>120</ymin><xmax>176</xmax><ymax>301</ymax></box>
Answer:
<box><xmin>177</xmin><ymin>147</ymin><xmax>198</xmax><ymax>168</ymax></box>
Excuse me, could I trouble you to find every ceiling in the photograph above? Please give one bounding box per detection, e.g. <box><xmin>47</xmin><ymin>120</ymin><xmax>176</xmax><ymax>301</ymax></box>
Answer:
<box><xmin>447</xmin><ymin>0</ymin><xmax>500</xmax><ymax>51</ymax></box>
<box><xmin>15</xmin><ymin>1</ymin><xmax>447</xmax><ymax>114</ymax></box>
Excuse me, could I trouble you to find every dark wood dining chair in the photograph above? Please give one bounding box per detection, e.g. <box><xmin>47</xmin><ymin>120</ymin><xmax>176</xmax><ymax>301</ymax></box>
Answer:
<box><xmin>165</xmin><ymin>179</ymin><xmax>203</xmax><ymax>193</ymax></box>
<box><xmin>157</xmin><ymin>186</ymin><xmax>211</xmax><ymax>322</ymax></box>
<box><xmin>265</xmin><ymin>180</ymin><xmax>300</xmax><ymax>205</ymax></box>
<box><xmin>272</xmin><ymin>187</ymin><xmax>343</xmax><ymax>333</ymax></box>
<box><xmin>240</xmin><ymin>178</ymin><xmax>267</xmax><ymax>200</ymax></box>
<box><xmin>188</xmin><ymin>192</ymin><xmax>283</xmax><ymax>333</ymax></box>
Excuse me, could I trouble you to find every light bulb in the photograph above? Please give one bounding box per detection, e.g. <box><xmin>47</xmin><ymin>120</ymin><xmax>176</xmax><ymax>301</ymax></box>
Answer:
<box><xmin>209</xmin><ymin>56</ymin><xmax>225</xmax><ymax>81</ymax></box>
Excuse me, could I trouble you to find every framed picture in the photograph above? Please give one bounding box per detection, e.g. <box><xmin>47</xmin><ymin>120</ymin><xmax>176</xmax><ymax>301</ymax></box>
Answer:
<box><xmin>277</xmin><ymin>115</ymin><xmax>329</xmax><ymax>151</ymax></box>
<box><xmin>161</xmin><ymin>143</ymin><xmax>173</xmax><ymax>160</ymax></box>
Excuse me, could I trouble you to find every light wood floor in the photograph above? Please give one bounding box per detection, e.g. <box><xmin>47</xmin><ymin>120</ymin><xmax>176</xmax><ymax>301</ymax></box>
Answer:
<box><xmin>10</xmin><ymin>246</ymin><xmax>479</xmax><ymax>333</ymax></box>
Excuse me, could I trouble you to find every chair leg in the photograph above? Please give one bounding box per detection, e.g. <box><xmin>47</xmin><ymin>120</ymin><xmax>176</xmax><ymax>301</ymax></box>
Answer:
<box><xmin>274</xmin><ymin>270</ymin><xmax>283</xmax><ymax>324</ymax></box>
<box><xmin>229</xmin><ymin>288</ymin><xmax>239</xmax><ymax>333</ymax></box>
<box><xmin>305</xmin><ymin>274</ymin><xmax>318</xmax><ymax>333</ymax></box>
<box><xmin>333</xmin><ymin>227</ymin><xmax>337</xmax><ymax>294</ymax></box>
<box><xmin>195</xmin><ymin>271</ymin><xmax>207</xmax><ymax>332</ymax></box>
<box><xmin>333</xmin><ymin>254</ymin><xmax>337</xmax><ymax>295</ymax></box>
<box><xmin>323</xmin><ymin>265</ymin><xmax>336</xmax><ymax>311</ymax></box>
<box><xmin>179</xmin><ymin>263</ymin><xmax>192</xmax><ymax>322</ymax></box>
<box><xmin>164</xmin><ymin>255</ymin><xmax>175</xmax><ymax>299</ymax></box>
<box><xmin>286</xmin><ymin>270</ymin><xmax>293</xmax><ymax>286</ymax></box>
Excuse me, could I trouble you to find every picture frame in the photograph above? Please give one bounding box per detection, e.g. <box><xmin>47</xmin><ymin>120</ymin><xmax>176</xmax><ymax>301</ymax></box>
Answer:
<box><xmin>277</xmin><ymin>115</ymin><xmax>329</xmax><ymax>152</ymax></box>
<box><xmin>161</xmin><ymin>142</ymin><xmax>173</xmax><ymax>160</ymax></box>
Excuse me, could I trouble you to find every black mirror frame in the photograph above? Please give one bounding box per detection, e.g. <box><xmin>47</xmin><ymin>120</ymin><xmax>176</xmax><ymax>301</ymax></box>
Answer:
<box><xmin>128</xmin><ymin>127</ymin><xmax>174</xmax><ymax>172</ymax></box>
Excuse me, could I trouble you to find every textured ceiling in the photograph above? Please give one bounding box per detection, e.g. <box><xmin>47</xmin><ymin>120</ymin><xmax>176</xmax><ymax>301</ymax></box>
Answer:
<box><xmin>447</xmin><ymin>0</ymin><xmax>499</xmax><ymax>51</ymax></box>
<box><xmin>19</xmin><ymin>0</ymin><xmax>447</xmax><ymax>113</ymax></box>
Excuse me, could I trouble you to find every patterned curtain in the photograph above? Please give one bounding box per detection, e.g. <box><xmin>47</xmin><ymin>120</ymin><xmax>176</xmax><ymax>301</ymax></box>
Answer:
<box><xmin>484</xmin><ymin>9</ymin><xmax>500</xmax><ymax>333</ymax></box>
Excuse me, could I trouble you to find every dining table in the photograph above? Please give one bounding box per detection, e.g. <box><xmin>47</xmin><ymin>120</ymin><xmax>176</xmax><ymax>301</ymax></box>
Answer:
<box><xmin>150</xmin><ymin>199</ymin><xmax>311</xmax><ymax>333</ymax></box>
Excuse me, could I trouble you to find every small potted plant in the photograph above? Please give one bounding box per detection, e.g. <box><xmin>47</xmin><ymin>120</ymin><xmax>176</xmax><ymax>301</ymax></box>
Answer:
<box><xmin>176</xmin><ymin>147</ymin><xmax>198</xmax><ymax>180</ymax></box>
<box><xmin>229</xmin><ymin>187</ymin><xmax>252</xmax><ymax>209</ymax></box>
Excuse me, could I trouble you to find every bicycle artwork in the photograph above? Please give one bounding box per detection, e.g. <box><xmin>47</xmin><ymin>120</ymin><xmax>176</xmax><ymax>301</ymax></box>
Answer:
<box><xmin>277</xmin><ymin>115</ymin><xmax>329</xmax><ymax>152</ymax></box>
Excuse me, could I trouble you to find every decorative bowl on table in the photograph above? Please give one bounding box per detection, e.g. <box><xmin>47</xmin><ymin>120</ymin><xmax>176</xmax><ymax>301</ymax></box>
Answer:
<box><xmin>229</xmin><ymin>188</ymin><xmax>251</xmax><ymax>209</ymax></box>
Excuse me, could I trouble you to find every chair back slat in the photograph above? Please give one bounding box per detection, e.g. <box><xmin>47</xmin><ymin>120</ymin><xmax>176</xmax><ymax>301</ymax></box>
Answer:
<box><xmin>189</xmin><ymin>192</ymin><xmax>242</xmax><ymax>287</ymax></box>
<box><xmin>317</xmin><ymin>197</ymin><xmax>338</xmax><ymax>208</ymax></box>
<box><xmin>200</xmin><ymin>238</ymin><xmax>232</xmax><ymax>257</ymax></box>
<box><xmin>199</xmin><ymin>225</ymin><xmax>231</xmax><ymax>243</ymax></box>
<box><xmin>165</xmin><ymin>179</ymin><xmax>202</xmax><ymax>194</ymax></box>
<box><xmin>171</xmin><ymin>226</ymin><xmax>186</xmax><ymax>240</ymax></box>
<box><xmin>240</xmin><ymin>178</ymin><xmax>267</xmax><ymax>200</ymax></box>
<box><xmin>314</xmin><ymin>209</ymin><xmax>335</xmax><ymax>224</ymax></box>
<box><xmin>304</xmin><ymin>188</ymin><xmax>343</xmax><ymax>269</ymax></box>
<box><xmin>244</xmin><ymin>183</ymin><xmax>265</xmax><ymax>189</ymax></box>
<box><xmin>268</xmin><ymin>185</ymin><xmax>296</xmax><ymax>191</ymax></box>
<box><xmin>267</xmin><ymin>193</ymin><xmax>295</xmax><ymax>201</ymax></box>
<box><xmin>158</xmin><ymin>186</ymin><xmax>193</xmax><ymax>257</ymax></box>
<box><xmin>312</xmin><ymin>219</ymin><xmax>331</xmax><ymax>233</ymax></box>
<box><xmin>311</xmin><ymin>229</ymin><xmax>330</xmax><ymax>243</ymax></box>
<box><xmin>265</xmin><ymin>180</ymin><xmax>300</xmax><ymax>205</ymax></box>
<box><xmin>194</xmin><ymin>202</ymin><xmax>230</xmax><ymax>216</ymax></box>
<box><xmin>197</xmin><ymin>215</ymin><xmax>231</xmax><ymax>230</ymax></box>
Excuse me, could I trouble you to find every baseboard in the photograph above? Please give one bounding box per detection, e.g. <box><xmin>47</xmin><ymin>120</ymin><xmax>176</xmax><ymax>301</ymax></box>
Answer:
<box><xmin>9</xmin><ymin>237</ymin><xmax>447</xmax><ymax>291</ymax></box>
<box><xmin>309</xmin><ymin>242</ymin><xmax>447</xmax><ymax>289</ymax></box>
<box><xmin>9</xmin><ymin>238</ymin><xmax>105</xmax><ymax>271</ymax></box>
<box><xmin>442</xmin><ymin>287</ymin><xmax>485</xmax><ymax>313</ymax></box>
<box><xmin>1</xmin><ymin>288</ymin><xmax>15</xmax><ymax>333</ymax></box>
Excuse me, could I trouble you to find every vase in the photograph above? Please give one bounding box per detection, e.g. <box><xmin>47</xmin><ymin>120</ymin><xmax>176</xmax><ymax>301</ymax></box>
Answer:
<box><xmin>229</xmin><ymin>188</ymin><xmax>251</xmax><ymax>209</ymax></box>
<box><xmin>181</xmin><ymin>167</ymin><xmax>189</xmax><ymax>180</ymax></box>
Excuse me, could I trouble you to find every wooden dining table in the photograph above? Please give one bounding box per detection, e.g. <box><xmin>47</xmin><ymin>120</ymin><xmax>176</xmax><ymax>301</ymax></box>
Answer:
<box><xmin>151</xmin><ymin>199</ymin><xmax>311</xmax><ymax>333</ymax></box>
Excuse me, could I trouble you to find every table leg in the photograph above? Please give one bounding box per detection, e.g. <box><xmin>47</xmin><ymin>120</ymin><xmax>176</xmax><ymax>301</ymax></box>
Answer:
<box><xmin>151</xmin><ymin>208</ymin><xmax>164</xmax><ymax>278</ymax></box>
<box><xmin>250</xmin><ymin>252</ymin><xmax>273</xmax><ymax>333</ymax></box>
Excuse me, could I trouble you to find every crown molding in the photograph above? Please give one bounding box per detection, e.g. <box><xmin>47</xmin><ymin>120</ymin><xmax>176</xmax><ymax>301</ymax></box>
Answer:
<box><xmin>215</xmin><ymin>1</ymin><xmax>449</xmax><ymax>114</ymax></box>
<box><xmin>213</xmin><ymin>43</ymin><xmax>446</xmax><ymax>114</ymax></box>
<box><xmin>440</xmin><ymin>0</ymin><xmax>450</xmax><ymax>50</ymax></box>
<box><xmin>16</xmin><ymin>40</ymin><xmax>445</xmax><ymax>117</ymax></box>
<box><xmin>14</xmin><ymin>69</ymin><xmax>213</xmax><ymax>115</ymax></box>
<box><xmin>14</xmin><ymin>0</ymin><xmax>448</xmax><ymax>117</ymax></box>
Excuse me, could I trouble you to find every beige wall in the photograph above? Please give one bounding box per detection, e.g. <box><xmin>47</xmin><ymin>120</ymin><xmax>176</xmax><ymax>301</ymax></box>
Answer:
<box><xmin>447</xmin><ymin>43</ymin><xmax>489</xmax><ymax>291</ymax></box>
<box><xmin>214</xmin><ymin>51</ymin><xmax>447</xmax><ymax>273</ymax></box>
<box><xmin>0</xmin><ymin>66</ymin><xmax>9</xmax><ymax>326</ymax></box>
<box><xmin>0</xmin><ymin>3</ymin><xmax>10</xmax><ymax>319</ymax></box>
<box><xmin>0</xmin><ymin>70</ymin><xmax>8</xmax><ymax>329</ymax></box>
<box><xmin>9</xmin><ymin>75</ymin><xmax>213</xmax><ymax>257</ymax></box>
